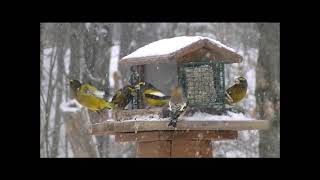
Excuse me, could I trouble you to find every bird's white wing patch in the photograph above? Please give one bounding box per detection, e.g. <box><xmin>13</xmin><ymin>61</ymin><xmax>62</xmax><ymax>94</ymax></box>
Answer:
<box><xmin>93</xmin><ymin>90</ymin><xmax>105</xmax><ymax>98</ymax></box>
<box><xmin>179</xmin><ymin>103</ymin><xmax>187</xmax><ymax>111</ymax></box>
<box><xmin>148</xmin><ymin>91</ymin><xmax>166</xmax><ymax>97</ymax></box>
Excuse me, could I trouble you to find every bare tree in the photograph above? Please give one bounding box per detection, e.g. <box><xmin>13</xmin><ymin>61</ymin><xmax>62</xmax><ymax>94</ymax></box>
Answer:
<box><xmin>69</xmin><ymin>23</ymin><xmax>81</xmax><ymax>80</ymax></box>
<box><xmin>119</xmin><ymin>23</ymin><xmax>136</xmax><ymax>81</ymax></box>
<box><xmin>40</xmin><ymin>23</ymin><xmax>45</xmax><ymax>156</ymax></box>
<box><xmin>256</xmin><ymin>23</ymin><xmax>280</xmax><ymax>157</ymax></box>
<box><xmin>43</xmin><ymin>32</ymin><xmax>58</xmax><ymax>157</ymax></box>
<box><xmin>82</xmin><ymin>23</ymin><xmax>113</xmax><ymax>157</ymax></box>
<box><xmin>51</xmin><ymin>24</ymin><xmax>67</xmax><ymax>157</ymax></box>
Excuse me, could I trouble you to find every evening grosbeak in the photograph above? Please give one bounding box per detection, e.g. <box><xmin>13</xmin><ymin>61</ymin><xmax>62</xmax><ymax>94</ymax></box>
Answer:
<box><xmin>135</xmin><ymin>82</ymin><xmax>170</xmax><ymax>107</ymax></box>
<box><xmin>225</xmin><ymin>76</ymin><xmax>248</xmax><ymax>105</ymax></box>
<box><xmin>69</xmin><ymin>79</ymin><xmax>113</xmax><ymax>115</ymax></box>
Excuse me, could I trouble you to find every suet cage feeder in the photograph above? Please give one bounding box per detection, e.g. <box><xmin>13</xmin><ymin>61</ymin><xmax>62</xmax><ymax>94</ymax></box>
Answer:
<box><xmin>90</xmin><ymin>36</ymin><xmax>269</xmax><ymax>158</ymax></box>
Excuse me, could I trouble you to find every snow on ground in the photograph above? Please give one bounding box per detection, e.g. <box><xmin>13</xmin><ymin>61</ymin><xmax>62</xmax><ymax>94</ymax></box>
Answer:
<box><xmin>59</xmin><ymin>99</ymin><xmax>82</xmax><ymax>112</ymax></box>
<box><xmin>122</xmin><ymin>36</ymin><xmax>238</xmax><ymax>59</ymax></box>
<box><xmin>109</xmin><ymin>44</ymin><xmax>120</xmax><ymax>88</ymax></box>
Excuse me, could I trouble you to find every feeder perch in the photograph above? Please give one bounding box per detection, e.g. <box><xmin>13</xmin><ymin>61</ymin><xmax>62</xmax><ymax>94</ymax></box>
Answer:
<box><xmin>93</xmin><ymin>36</ymin><xmax>269</xmax><ymax>158</ymax></box>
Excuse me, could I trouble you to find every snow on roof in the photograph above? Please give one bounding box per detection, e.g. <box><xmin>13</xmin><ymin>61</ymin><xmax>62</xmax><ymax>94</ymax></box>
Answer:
<box><xmin>120</xmin><ymin>36</ymin><xmax>242</xmax><ymax>65</ymax></box>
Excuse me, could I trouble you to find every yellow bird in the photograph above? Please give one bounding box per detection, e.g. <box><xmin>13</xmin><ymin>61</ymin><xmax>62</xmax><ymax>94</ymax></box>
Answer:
<box><xmin>69</xmin><ymin>79</ymin><xmax>113</xmax><ymax>114</ymax></box>
<box><xmin>135</xmin><ymin>82</ymin><xmax>170</xmax><ymax>107</ymax></box>
<box><xmin>225</xmin><ymin>76</ymin><xmax>248</xmax><ymax>105</ymax></box>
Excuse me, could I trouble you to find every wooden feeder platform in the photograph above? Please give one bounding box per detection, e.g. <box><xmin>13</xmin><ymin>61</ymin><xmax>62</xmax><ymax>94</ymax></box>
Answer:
<box><xmin>89</xmin><ymin>108</ymin><xmax>269</xmax><ymax>158</ymax></box>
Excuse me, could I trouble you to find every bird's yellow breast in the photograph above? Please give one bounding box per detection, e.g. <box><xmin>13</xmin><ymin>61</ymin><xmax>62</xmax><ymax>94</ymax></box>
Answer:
<box><xmin>76</xmin><ymin>94</ymin><xmax>111</xmax><ymax>112</ymax></box>
<box><xmin>143</xmin><ymin>89</ymin><xmax>169</xmax><ymax>107</ymax></box>
<box><xmin>143</xmin><ymin>96</ymin><xmax>169</xmax><ymax>106</ymax></box>
<box><xmin>229</xmin><ymin>87</ymin><xmax>247</xmax><ymax>103</ymax></box>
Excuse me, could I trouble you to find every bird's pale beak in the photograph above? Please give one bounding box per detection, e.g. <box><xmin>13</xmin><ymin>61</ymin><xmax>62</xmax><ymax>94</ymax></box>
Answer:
<box><xmin>234</xmin><ymin>79</ymin><xmax>240</xmax><ymax>84</ymax></box>
<box><xmin>135</xmin><ymin>82</ymin><xmax>144</xmax><ymax>90</ymax></box>
<box><xmin>134</xmin><ymin>84</ymin><xmax>141</xmax><ymax>90</ymax></box>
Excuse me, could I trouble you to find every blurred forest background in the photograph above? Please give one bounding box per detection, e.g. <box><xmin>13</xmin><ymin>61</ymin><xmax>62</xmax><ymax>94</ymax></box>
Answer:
<box><xmin>40</xmin><ymin>23</ymin><xmax>280</xmax><ymax>158</ymax></box>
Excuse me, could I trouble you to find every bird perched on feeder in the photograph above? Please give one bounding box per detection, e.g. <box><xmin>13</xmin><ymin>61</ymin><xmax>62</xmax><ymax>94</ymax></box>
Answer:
<box><xmin>225</xmin><ymin>76</ymin><xmax>248</xmax><ymax>105</ymax></box>
<box><xmin>69</xmin><ymin>79</ymin><xmax>113</xmax><ymax>115</ymax></box>
<box><xmin>168</xmin><ymin>86</ymin><xmax>188</xmax><ymax>128</ymax></box>
<box><xmin>111</xmin><ymin>85</ymin><xmax>137</xmax><ymax>110</ymax></box>
<box><xmin>135</xmin><ymin>82</ymin><xmax>170</xmax><ymax>107</ymax></box>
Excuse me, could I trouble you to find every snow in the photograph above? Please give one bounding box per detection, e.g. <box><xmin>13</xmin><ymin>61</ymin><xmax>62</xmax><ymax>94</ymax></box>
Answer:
<box><xmin>64</xmin><ymin>49</ymin><xmax>70</xmax><ymax>75</ymax></box>
<box><xmin>109</xmin><ymin>45</ymin><xmax>120</xmax><ymax>88</ymax></box>
<box><xmin>129</xmin><ymin>114</ymin><xmax>167</xmax><ymax>121</ymax></box>
<box><xmin>183</xmin><ymin>111</ymin><xmax>253</xmax><ymax>121</ymax></box>
<box><xmin>122</xmin><ymin>36</ymin><xmax>237</xmax><ymax>59</ymax></box>
<box><xmin>85</xmin><ymin>23</ymin><xmax>91</xmax><ymax>31</ymax></box>
<box><xmin>104</xmin><ymin>114</ymin><xmax>169</xmax><ymax>122</ymax></box>
<box><xmin>104</xmin><ymin>111</ymin><xmax>252</xmax><ymax>122</ymax></box>
<box><xmin>44</xmin><ymin>47</ymin><xmax>55</xmax><ymax>56</ymax></box>
<box><xmin>60</xmin><ymin>99</ymin><xmax>82</xmax><ymax>112</ymax></box>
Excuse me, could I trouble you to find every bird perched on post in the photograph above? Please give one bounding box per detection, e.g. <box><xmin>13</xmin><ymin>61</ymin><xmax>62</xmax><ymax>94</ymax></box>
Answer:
<box><xmin>168</xmin><ymin>86</ymin><xmax>188</xmax><ymax>128</ymax></box>
<box><xmin>111</xmin><ymin>85</ymin><xmax>137</xmax><ymax>110</ymax></box>
<box><xmin>225</xmin><ymin>76</ymin><xmax>248</xmax><ymax>105</ymax></box>
<box><xmin>135</xmin><ymin>82</ymin><xmax>170</xmax><ymax>107</ymax></box>
<box><xmin>69</xmin><ymin>79</ymin><xmax>113</xmax><ymax>115</ymax></box>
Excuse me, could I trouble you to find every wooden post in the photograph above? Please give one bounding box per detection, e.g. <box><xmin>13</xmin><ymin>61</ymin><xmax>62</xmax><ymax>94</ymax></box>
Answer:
<box><xmin>114</xmin><ymin>130</ymin><xmax>237</xmax><ymax>158</ymax></box>
<box><xmin>137</xmin><ymin>141</ymin><xmax>171</xmax><ymax>157</ymax></box>
<box><xmin>136</xmin><ymin>140</ymin><xmax>213</xmax><ymax>158</ymax></box>
<box><xmin>90</xmin><ymin>115</ymin><xmax>269</xmax><ymax>158</ymax></box>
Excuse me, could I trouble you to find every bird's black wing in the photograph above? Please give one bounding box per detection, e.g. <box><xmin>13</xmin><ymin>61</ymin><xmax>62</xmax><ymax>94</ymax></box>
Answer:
<box><xmin>226</xmin><ymin>86</ymin><xmax>233</xmax><ymax>95</ymax></box>
<box><xmin>111</xmin><ymin>90</ymin><xmax>122</xmax><ymax>103</ymax></box>
<box><xmin>144</xmin><ymin>94</ymin><xmax>171</xmax><ymax>100</ymax></box>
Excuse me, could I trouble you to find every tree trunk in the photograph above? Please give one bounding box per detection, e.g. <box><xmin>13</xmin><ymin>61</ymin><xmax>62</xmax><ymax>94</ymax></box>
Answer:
<box><xmin>64</xmin><ymin>109</ymin><xmax>98</xmax><ymax>157</ymax></box>
<box><xmin>82</xmin><ymin>23</ymin><xmax>113</xmax><ymax>157</ymax></box>
<box><xmin>40</xmin><ymin>23</ymin><xmax>45</xmax><ymax>157</ymax></box>
<box><xmin>69</xmin><ymin>23</ymin><xmax>81</xmax><ymax>80</ymax></box>
<box><xmin>51</xmin><ymin>24</ymin><xmax>66</xmax><ymax>157</ymax></box>
<box><xmin>256</xmin><ymin>23</ymin><xmax>280</xmax><ymax>157</ymax></box>
<box><xmin>43</xmin><ymin>36</ymin><xmax>58</xmax><ymax>157</ymax></box>
<box><xmin>119</xmin><ymin>23</ymin><xmax>135</xmax><ymax>81</ymax></box>
<box><xmin>63</xmin><ymin>23</ymin><xmax>99</xmax><ymax>157</ymax></box>
<box><xmin>40</xmin><ymin>23</ymin><xmax>44</xmax><ymax>88</ymax></box>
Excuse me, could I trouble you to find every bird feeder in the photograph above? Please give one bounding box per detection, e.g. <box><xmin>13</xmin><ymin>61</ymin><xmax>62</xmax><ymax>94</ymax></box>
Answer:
<box><xmin>125</xmin><ymin>36</ymin><xmax>242</xmax><ymax>112</ymax></box>
<box><xmin>90</xmin><ymin>36</ymin><xmax>269</xmax><ymax>158</ymax></box>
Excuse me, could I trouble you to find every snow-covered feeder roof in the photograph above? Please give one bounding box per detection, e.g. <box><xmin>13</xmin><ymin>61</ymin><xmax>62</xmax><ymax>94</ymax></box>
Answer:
<box><xmin>120</xmin><ymin>36</ymin><xmax>243</xmax><ymax>65</ymax></box>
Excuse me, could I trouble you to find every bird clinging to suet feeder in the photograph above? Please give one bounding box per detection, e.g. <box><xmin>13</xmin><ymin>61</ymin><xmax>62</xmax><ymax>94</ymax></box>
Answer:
<box><xmin>168</xmin><ymin>86</ymin><xmax>188</xmax><ymax>128</ymax></box>
<box><xmin>225</xmin><ymin>76</ymin><xmax>248</xmax><ymax>105</ymax></box>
